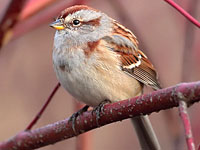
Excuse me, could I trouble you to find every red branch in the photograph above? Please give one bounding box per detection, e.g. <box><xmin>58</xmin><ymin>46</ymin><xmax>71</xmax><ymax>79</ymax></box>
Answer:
<box><xmin>164</xmin><ymin>0</ymin><xmax>200</xmax><ymax>28</ymax></box>
<box><xmin>178</xmin><ymin>101</ymin><xmax>195</xmax><ymax>150</ymax></box>
<box><xmin>0</xmin><ymin>0</ymin><xmax>27</xmax><ymax>48</ymax></box>
<box><xmin>25</xmin><ymin>83</ymin><xmax>61</xmax><ymax>130</ymax></box>
<box><xmin>0</xmin><ymin>81</ymin><xmax>200</xmax><ymax>150</ymax></box>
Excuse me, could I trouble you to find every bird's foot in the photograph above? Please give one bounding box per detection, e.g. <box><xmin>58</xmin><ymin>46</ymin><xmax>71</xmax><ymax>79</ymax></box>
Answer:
<box><xmin>92</xmin><ymin>99</ymin><xmax>111</xmax><ymax>127</ymax></box>
<box><xmin>69</xmin><ymin>105</ymin><xmax>89</xmax><ymax>135</ymax></box>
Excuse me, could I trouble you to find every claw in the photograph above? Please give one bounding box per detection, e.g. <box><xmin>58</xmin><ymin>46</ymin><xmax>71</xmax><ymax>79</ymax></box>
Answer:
<box><xmin>69</xmin><ymin>105</ymin><xmax>89</xmax><ymax>135</ymax></box>
<box><xmin>92</xmin><ymin>99</ymin><xmax>111</xmax><ymax>127</ymax></box>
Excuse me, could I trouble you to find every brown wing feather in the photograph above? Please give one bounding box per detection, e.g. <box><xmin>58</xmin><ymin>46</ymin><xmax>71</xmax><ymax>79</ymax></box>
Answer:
<box><xmin>102</xmin><ymin>21</ymin><xmax>161</xmax><ymax>90</ymax></box>
<box><xmin>121</xmin><ymin>50</ymin><xmax>161</xmax><ymax>90</ymax></box>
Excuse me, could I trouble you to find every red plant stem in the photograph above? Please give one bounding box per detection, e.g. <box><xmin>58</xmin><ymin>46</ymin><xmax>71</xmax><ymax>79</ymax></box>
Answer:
<box><xmin>178</xmin><ymin>101</ymin><xmax>195</xmax><ymax>150</ymax></box>
<box><xmin>25</xmin><ymin>83</ymin><xmax>60</xmax><ymax>130</ymax></box>
<box><xmin>0</xmin><ymin>81</ymin><xmax>200</xmax><ymax>150</ymax></box>
<box><xmin>0</xmin><ymin>0</ymin><xmax>27</xmax><ymax>48</ymax></box>
<box><xmin>164</xmin><ymin>0</ymin><xmax>200</xmax><ymax>28</ymax></box>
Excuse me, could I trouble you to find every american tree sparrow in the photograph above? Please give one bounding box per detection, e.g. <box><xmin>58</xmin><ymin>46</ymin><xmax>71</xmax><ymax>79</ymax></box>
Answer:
<box><xmin>50</xmin><ymin>5</ymin><xmax>161</xmax><ymax>150</ymax></box>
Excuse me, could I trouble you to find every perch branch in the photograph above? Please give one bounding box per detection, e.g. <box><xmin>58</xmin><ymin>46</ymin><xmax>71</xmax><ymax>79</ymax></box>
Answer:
<box><xmin>0</xmin><ymin>81</ymin><xmax>200</xmax><ymax>150</ymax></box>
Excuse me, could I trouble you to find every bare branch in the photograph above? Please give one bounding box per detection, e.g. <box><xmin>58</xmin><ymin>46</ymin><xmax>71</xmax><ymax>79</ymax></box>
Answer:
<box><xmin>178</xmin><ymin>101</ymin><xmax>195</xmax><ymax>150</ymax></box>
<box><xmin>0</xmin><ymin>81</ymin><xmax>200</xmax><ymax>150</ymax></box>
<box><xmin>164</xmin><ymin>0</ymin><xmax>200</xmax><ymax>28</ymax></box>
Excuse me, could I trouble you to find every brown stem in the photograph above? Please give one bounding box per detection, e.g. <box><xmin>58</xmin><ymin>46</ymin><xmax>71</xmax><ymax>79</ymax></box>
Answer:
<box><xmin>0</xmin><ymin>81</ymin><xmax>200</xmax><ymax>150</ymax></box>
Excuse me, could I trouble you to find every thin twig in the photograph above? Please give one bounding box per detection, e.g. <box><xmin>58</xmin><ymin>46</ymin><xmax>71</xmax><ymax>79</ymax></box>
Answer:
<box><xmin>178</xmin><ymin>101</ymin><xmax>195</xmax><ymax>150</ymax></box>
<box><xmin>25</xmin><ymin>83</ymin><xmax>60</xmax><ymax>130</ymax></box>
<box><xmin>0</xmin><ymin>81</ymin><xmax>200</xmax><ymax>150</ymax></box>
<box><xmin>164</xmin><ymin>0</ymin><xmax>200</xmax><ymax>28</ymax></box>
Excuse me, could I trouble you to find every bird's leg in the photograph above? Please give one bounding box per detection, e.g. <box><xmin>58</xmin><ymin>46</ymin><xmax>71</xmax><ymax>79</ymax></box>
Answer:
<box><xmin>92</xmin><ymin>99</ymin><xmax>111</xmax><ymax>127</ymax></box>
<box><xmin>69</xmin><ymin>105</ymin><xmax>89</xmax><ymax>135</ymax></box>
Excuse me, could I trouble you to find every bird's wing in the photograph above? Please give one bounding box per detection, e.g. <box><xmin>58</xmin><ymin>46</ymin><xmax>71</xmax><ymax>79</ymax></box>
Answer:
<box><xmin>102</xmin><ymin>21</ymin><xmax>161</xmax><ymax>90</ymax></box>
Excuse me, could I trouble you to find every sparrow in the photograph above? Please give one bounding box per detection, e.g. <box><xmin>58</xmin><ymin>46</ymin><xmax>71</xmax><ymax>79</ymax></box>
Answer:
<box><xmin>50</xmin><ymin>5</ymin><xmax>161</xmax><ymax>150</ymax></box>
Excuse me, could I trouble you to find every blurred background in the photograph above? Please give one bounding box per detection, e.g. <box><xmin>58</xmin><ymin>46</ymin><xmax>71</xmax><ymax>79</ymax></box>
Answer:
<box><xmin>0</xmin><ymin>0</ymin><xmax>200</xmax><ymax>149</ymax></box>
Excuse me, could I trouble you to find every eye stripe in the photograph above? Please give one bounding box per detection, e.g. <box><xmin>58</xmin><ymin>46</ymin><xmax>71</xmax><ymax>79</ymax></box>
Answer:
<box><xmin>82</xmin><ymin>17</ymin><xmax>101</xmax><ymax>26</ymax></box>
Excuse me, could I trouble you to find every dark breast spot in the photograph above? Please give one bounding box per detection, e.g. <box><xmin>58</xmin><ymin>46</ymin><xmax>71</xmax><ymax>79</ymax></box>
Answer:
<box><xmin>59</xmin><ymin>64</ymin><xmax>72</xmax><ymax>73</ymax></box>
<box><xmin>59</xmin><ymin>65</ymin><xmax>65</xmax><ymax>71</ymax></box>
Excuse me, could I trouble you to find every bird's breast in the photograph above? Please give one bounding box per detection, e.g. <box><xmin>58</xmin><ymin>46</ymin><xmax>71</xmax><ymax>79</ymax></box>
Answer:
<box><xmin>53</xmin><ymin>46</ymin><xmax>142</xmax><ymax>107</ymax></box>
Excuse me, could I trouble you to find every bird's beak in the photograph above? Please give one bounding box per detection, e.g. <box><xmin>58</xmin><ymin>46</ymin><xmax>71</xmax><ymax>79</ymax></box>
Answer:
<box><xmin>49</xmin><ymin>19</ymin><xmax>65</xmax><ymax>30</ymax></box>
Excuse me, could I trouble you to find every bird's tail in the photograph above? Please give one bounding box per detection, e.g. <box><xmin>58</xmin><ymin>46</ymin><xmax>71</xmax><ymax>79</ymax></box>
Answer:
<box><xmin>131</xmin><ymin>116</ymin><xmax>161</xmax><ymax>150</ymax></box>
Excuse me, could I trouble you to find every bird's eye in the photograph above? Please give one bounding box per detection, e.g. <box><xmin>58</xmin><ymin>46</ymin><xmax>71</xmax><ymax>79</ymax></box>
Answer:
<box><xmin>72</xmin><ymin>19</ymin><xmax>80</xmax><ymax>26</ymax></box>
